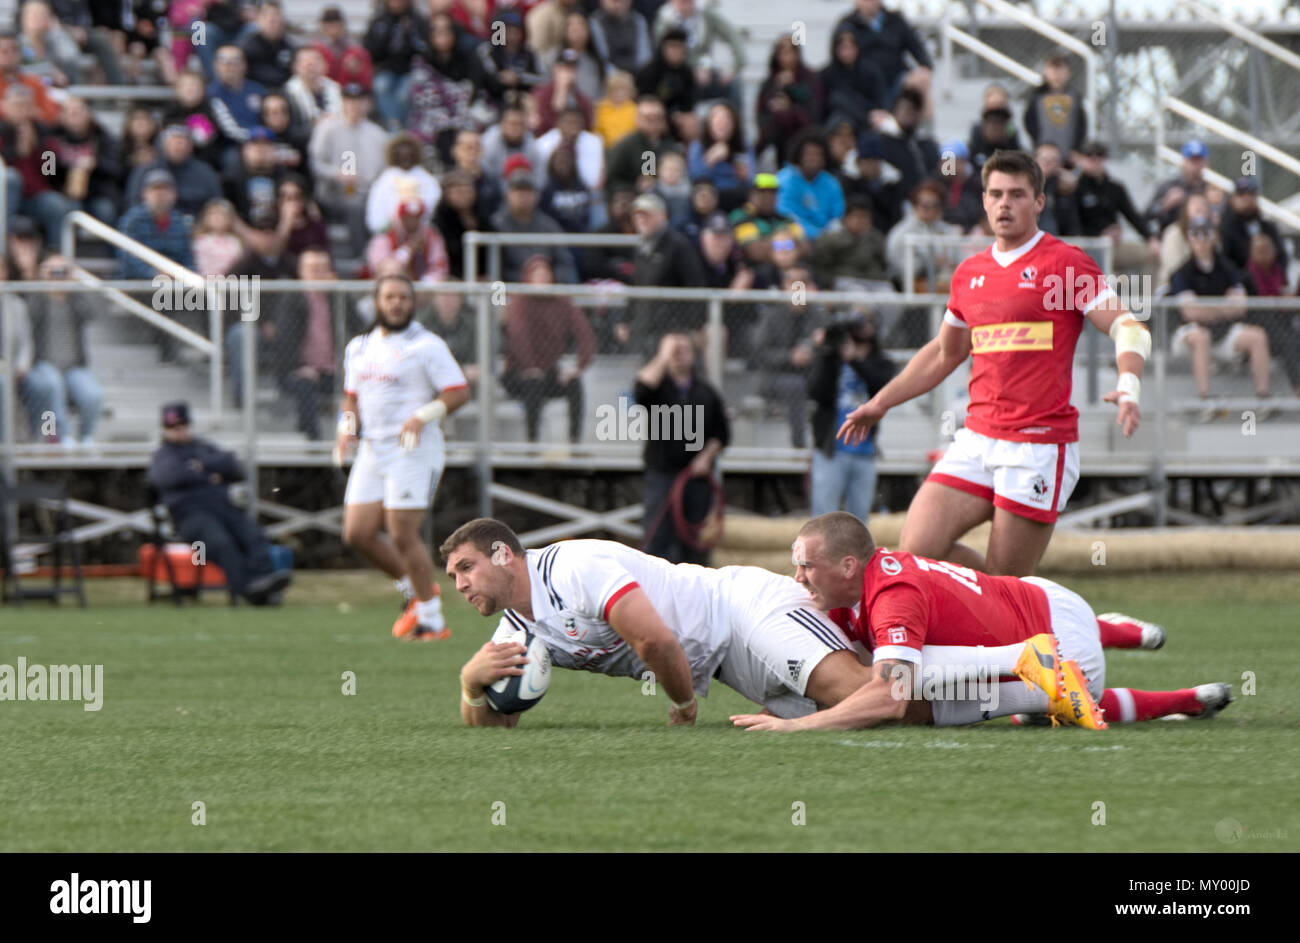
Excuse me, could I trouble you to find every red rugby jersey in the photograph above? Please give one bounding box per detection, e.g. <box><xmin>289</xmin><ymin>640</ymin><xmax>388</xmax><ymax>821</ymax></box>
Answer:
<box><xmin>826</xmin><ymin>550</ymin><xmax>1053</xmax><ymax>663</ymax></box>
<box><xmin>945</xmin><ymin>230</ymin><xmax>1115</xmax><ymax>444</ymax></box>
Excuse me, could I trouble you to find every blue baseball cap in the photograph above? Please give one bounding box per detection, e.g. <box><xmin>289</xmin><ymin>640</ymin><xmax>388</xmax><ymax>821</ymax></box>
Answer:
<box><xmin>1181</xmin><ymin>139</ymin><xmax>1208</xmax><ymax>160</ymax></box>
<box><xmin>942</xmin><ymin>139</ymin><xmax>969</xmax><ymax>161</ymax></box>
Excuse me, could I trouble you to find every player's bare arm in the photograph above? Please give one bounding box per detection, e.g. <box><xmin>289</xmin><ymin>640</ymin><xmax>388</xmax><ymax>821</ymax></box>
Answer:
<box><xmin>459</xmin><ymin>640</ymin><xmax>528</xmax><ymax>727</ymax></box>
<box><xmin>606</xmin><ymin>588</ymin><xmax>699</xmax><ymax>725</ymax></box>
<box><xmin>1087</xmin><ymin>295</ymin><xmax>1150</xmax><ymax>438</ymax></box>
<box><xmin>839</xmin><ymin>324</ymin><xmax>972</xmax><ymax>446</ymax></box>
<box><xmin>731</xmin><ymin>659</ymin><xmax>914</xmax><ymax>732</ymax></box>
<box><xmin>399</xmin><ymin>384</ymin><xmax>471</xmax><ymax>450</ymax></box>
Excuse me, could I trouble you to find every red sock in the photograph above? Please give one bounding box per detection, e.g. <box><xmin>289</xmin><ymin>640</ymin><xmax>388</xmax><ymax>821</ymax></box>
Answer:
<box><xmin>1100</xmin><ymin>687</ymin><xmax>1203</xmax><ymax>723</ymax></box>
<box><xmin>1098</xmin><ymin>618</ymin><xmax>1143</xmax><ymax>649</ymax></box>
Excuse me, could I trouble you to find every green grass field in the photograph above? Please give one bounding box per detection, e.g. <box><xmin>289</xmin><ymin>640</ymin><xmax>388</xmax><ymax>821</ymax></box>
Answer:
<box><xmin>1</xmin><ymin>570</ymin><xmax>1296</xmax><ymax>852</ymax></box>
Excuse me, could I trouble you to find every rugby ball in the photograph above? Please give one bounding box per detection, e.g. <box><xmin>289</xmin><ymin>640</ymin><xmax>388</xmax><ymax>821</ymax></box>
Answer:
<box><xmin>485</xmin><ymin>624</ymin><xmax>552</xmax><ymax>714</ymax></box>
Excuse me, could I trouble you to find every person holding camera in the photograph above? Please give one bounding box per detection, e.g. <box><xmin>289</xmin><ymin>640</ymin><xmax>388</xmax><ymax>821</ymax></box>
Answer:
<box><xmin>807</xmin><ymin>313</ymin><xmax>897</xmax><ymax>521</ymax></box>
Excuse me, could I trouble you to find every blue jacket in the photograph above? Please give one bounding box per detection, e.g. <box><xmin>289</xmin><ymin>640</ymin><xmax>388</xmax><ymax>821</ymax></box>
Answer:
<box><xmin>116</xmin><ymin>206</ymin><xmax>195</xmax><ymax>278</ymax></box>
<box><xmin>775</xmin><ymin>166</ymin><xmax>845</xmax><ymax>240</ymax></box>
<box><xmin>148</xmin><ymin>438</ymin><xmax>246</xmax><ymax>519</ymax></box>
<box><xmin>207</xmin><ymin>78</ymin><xmax>267</xmax><ymax>144</ymax></box>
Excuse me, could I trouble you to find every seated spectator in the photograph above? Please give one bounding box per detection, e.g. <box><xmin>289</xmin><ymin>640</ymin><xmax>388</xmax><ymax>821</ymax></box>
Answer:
<box><xmin>697</xmin><ymin>213</ymin><xmax>758</xmax><ymax>356</ymax></box>
<box><xmin>636</xmin><ymin>27</ymin><xmax>695</xmax><ymax>141</ymax></box>
<box><xmin>751</xmin><ymin>264</ymin><xmax>826</xmax><ymax>448</ymax></box>
<box><xmin>590</xmin><ymin>0</ymin><xmax>652</xmax><ymax>77</ymax></box>
<box><xmin>606</xmin><ymin>95</ymin><xmax>675</xmax><ymax>194</ymax></box>
<box><xmin>1023</xmin><ymin>49</ymin><xmax>1086</xmax><ymax>161</ymax></box>
<box><xmin>875</xmin><ymin>87</ymin><xmax>938</xmax><ymax>198</ymax></box>
<box><xmin>409</xmin><ymin>13</ymin><xmax>484</xmax><ymax>163</ymax></box>
<box><xmin>536</xmin><ymin>106</ymin><xmax>604</xmax><ymax>193</ymax></box>
<box><xmin>1246</xmin><ymin>233</ymin><xmax>1300</xmax><ymax>398</ymax></box>
<box><xmin>426</xmin><ymin>281</ymin><xmax>480</xmax><ymax>386</ymax></box>
<box><xmin>162</xmin><ymin>70</ymin><xmax>222</xmax><ymax>166</ymax></box>
<box><xmin>0</xmin><ymin>83</ymin><xmax>71</xmax><ymax>245</ymax></box>
<box><xmin>833</xmin><ymin>0</ymin><xmax>933</xmax><ymax>107</ymax></box>
<box><xmin>933</xmin><ymin>139</ymin><xmax>983</xmax><ymax>233</ymax></box>
<box><xmin>6</xmin><ymin>214</ymin><xmax>42</xmax><ymax>280</ymax></box>
<box><xmin>808</xmin><ymin>312</ymin><xmax>896</xmax><ymax>519</ymax></box>
<box><xmin>594</xmin><ymin>69</ymin><xmax>638</xmax><ymax>150</ymax></box>
<box><xmin>192</xmin><ymin>199</ymin><xmax>246</xmax><ymax>277</ymax></box>
<box><xmin>364</xmin><ymin>0</ymin><xmax>430</xmax><ymax>127</ymax></box>
<box><xmin>283</xmin><ymin>46</ymin><xmax>342</xmax><ymax>133</ymax></box>
<box><xmin>1035</xmin><ymin>141</ymin><xmax>1081</xmax><ymax>237</ymax></box>
<box><xmin>840</xmin><ymin>131</ymin><xmax>903</xmax><ymax>232</ymax></box>
<box><xmin>127</xmin><ymin>124</ymin><xmax>222</xmax><ymax>220</ymax></box>
<box><xmin>449</xmin><ymin>128</ymin><xmax>503</xmax><ymax>220</ymax></box>
<box><xmin>18</xmin><ymin>253</ymin><xmax>102</xmax><ymax>447</ymax></box>
<box><xmin>481</xmin><ymin>104</ymin><xmax>543</xmax><ymax>182</ymax></box>
<box><xmin>678</xmin><ymin>178</ymin><xmax>719</xmax><ymax>246</ymax></box>
<box><xmin>653</xmin><ymin>150</ymin><xmax>692</xmax><ymax>227</ymax></box>
<box><xmin>48</xmin><ymin>95</ymin><xmax>122</xmax><ymax>226</ymax></box>
<box><xmin>268</xmin><ymin>175</ymin><xmax>330</xmax><ymax>266</ymax></box>
<box><xmin>819</xmin><ymin>26</ymin><xmax>887</xmax><ymax>134</ymax></box>
<box><xmin>167</xmin><ymin>0</ymin><xmax>209</xmax><ymax>77</ymax></box>
<box><xmin>813</xmin><ymin>196</ymin><xmax>887</xmax><ymax>287</ymax></box>
<box><xmin>967</xmin><ymin>103</ymin><xmax>1019</xmax><ymax>174</ymax></box>
<box><xmin>366</xmin><ymin>198</ymin><xmax>451</xmax><ymax>283</ymax></box>
<box><xmin>121</xmin><ymin>0</ymin><xmax>174</xmax><ymax>85</ymax></box>
<box><xmin>476</xmin><ymin>9</ymin><xmax>544</xmax><ymax>107</ymax></box>
<box><xmin>624</xmin><ymin>192</ymin><xmax>706</xmax><ymax>351</ymax></box>
<box><xmin>1169</xmin><ymin>218</ymin><xmax>1271</xmax><ymax>400</ymax></box>
<box><xmin>148</xmin><ymin>401</ymin><xmax>292</xmax><ymax>605</ymax></box>
<box><xmin>223</xmin><ymin>127</ymin><xmax>287</xmax><ymax>230</ymax></box>
<box><xmin>532</xmin><ymin>48</ymin><xmax>593</xmax><ymax>136</ymax></box>
<box><xmin>688</xmin><ymin>102</ymin><xmax>752</xmax><ymax>213</ymax></box>
<box><xmin>277</xmin><ymin>248</ymin><xmax>360</xmax><ymax>439</ymax></box>
<box><xmin>260</xmin><ymin>92</ymin><xmax>310</xmax><ymax>178</ymax></box>
<box><xmin>975</xmin><ymin>84</ymin><xmax>1024</xmax><ymax>151</ymax></box>
<box><xmin>448</xmin><ymin>0</ymin><xmax>495</xmax><ymax>42</ymax></box>
<box><xmin>309</xmin><ymin>83</ymin><xmax>388</xmax><ymax>256</ymax></box>
<box><xmin>547</xmin><ymin>11</ymin><xmax>606</xmax><ymax>102</ymax></box>
<box><xmin>0</xmin><ymin>29</ymin><xmax>59</xmax><ymax>124</ymax></box>
<box><xmin>121</xmin><ymin>105</ymin><xmax>161</xmax><ymax>172</ymax></box>
<box><xmin>756</xmin><ymin>34</ymin><xmax>824</xmax><ymax>166</ymax></box>
<box><xmin>635</xmin><ymin>332</ymin><xmax>729</xmax><ymax>565</ymax></box>
<box><xmin>540</xmin><ymin>144</ymin><xmax>597</xmax><ymax>232</ymax></box>
<box><xmin>365</xmin><ymin>132</ymin><xmax>442</xmax><ymax>235</ymax></box>
<box><xmin>489</xmin><ymin>166</ymin><xmax>579</xmax><ymax>283</ymax></box>
<box><xmin>192</xmin><ymin>1</ymin><xmax>255</xmax><ymax>80</ymax></box>
<box><xmin>729</xmin><ymin>173</ymin><xmax>807</xmax><ymax>267</ymax></box>
<box><xmin>207</xmin><ymin>45</ymin><xmax>268</xmax><ymax>173</ymax></box>
<box><xmin>18</xmin><ymin>0</ymin><xmax>81</xmax><ymax>86</ymax></box>
<box><xmin>435</xmin><ymin>170</ymin><xmax>489</xmax><ymax>275</ymax></box>
<box><xmin>587</xmin><ymin>183</ymin><xmax>638</xmax><ymax>284</ymax></box>
<box><xmin>526</xmin><ymin>0</ymin><xmax>584</xmax><ymax>60</ymax></box>
<box><xmin>312</xmin><ymin>6</ymin><xmax>372</xmax><ymax>90</ymax></box>
<box><xmin>1219</xmin><ymin>176</ymin><xmax>1287</xmax><ymax>273</ymax></box>
<box><xmin>239</xmin><ymin>0</ymin><xmax>296</xmax><ymax>88</ymax></box>
<box><xmin>776</xmin><ymin>130</ymin><xmax>845</xmax><ymax>241</ymax></box>
<box><xmin>1075</xmin><ymin>139</ymin><xmax>1158</xmax><ymax>271</ymax></box>
<box><xmin>501</xmin><ymin>254</ymin><xmax>595</xmax><ymax>442</ymax></box>
<box><xmin>117</xmin><ymin>170</ymin><xmax>195</xmax><ymax>360</ymax></box>
<box><xmin>885</xmin><ymin>179</ymin><xmax>960</xmax><ymax>292</ymax></box>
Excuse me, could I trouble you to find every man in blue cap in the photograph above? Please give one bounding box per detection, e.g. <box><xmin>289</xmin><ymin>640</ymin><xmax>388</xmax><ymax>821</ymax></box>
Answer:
<box><xmin>1145</xmin><ymin>138</ymin><xmax>1209</xmax><ymax>233</ymax></box>
<box><xmin>148</xmin><ymin>401</ymin><xmax>292</xmax><ymax>605</ymax></box>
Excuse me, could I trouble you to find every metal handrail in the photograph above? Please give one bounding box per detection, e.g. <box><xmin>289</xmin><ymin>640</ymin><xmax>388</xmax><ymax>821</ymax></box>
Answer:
<box><xmin>943</xmin><ymin>23</ymin><xmax>1042</xmax><ymax>88</ymax></box>
<box><xmin>1162</xmin><ymin>97</ymin><xmax>1300</xmax><ymax>180</ymax></box>
<box><xmin>1182</xmin><ymin>0</ymin><xmax>1300</xmax><ymax>74</ymax></box>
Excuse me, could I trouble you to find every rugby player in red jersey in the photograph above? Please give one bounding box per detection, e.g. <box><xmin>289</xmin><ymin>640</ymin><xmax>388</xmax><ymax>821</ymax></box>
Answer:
<box><xmin>730</xmin><ymin>514</ymin><xmax>1232</xmax><ymax>731</ymax></box>
<box><xmin>838</xmin><ymin>149</ymin><xmax>1159</xmax><ymax>651</ymax></box>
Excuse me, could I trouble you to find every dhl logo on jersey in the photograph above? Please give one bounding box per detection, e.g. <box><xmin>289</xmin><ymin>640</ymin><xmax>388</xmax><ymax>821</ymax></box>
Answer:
<box><xmin>970</xmin><ymin>321</ymin><xmax>1054</xmax><ymax>354</ymax></box>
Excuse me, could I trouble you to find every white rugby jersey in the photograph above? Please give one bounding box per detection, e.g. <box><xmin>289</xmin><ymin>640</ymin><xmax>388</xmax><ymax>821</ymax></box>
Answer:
<box><xmin>493</xmin><ymin>540</ymin><xmax>732</xmax><ymax>693</ymax></box>
<box><xmin>343</xmin><ymin>322</ymin><xmax>468</xmax><ymax>441</ymax></box>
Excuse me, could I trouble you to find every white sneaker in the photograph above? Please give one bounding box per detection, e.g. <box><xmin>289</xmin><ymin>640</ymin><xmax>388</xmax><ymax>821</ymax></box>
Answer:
<box><xmin>1159</xmin><ymin>683</ymin><xmax>1233</xmax><ymax>721</ymax></box>
<box><xmin>1097</xmin><ymin>612</ymin><xmax>1166</xmax><ymax>650</ymax></box>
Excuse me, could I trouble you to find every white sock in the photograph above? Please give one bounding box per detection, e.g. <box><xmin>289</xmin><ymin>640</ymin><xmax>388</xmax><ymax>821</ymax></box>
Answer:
<box><xmin>394</xmin><ymin>576</ymin><xmax>414</xmax><ymax>598</ymax></box>
<box><xmin>930</xmin><ymin>685</ymin><xmax>1050</xmax><ymax>726</ymax></box>
<box><xmin>921</xmin><ymin>642</ymin><xmax>1026</xmax><ymax>677</ymax></box>
<box><xmin>415</xmin><ymin>595</ymin><xmax>443</xmax><ymax>628</ymax></box>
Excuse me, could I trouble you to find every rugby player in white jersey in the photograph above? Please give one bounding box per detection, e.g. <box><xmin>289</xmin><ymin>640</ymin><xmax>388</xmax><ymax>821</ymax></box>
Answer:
<box><xmin>442</xmin><ymin>518</ymin><xmax>879</xmax><ymax>727</ymax></box>
<box><xmin>336</xmin><ymin>274</ymin><xmax>470</xmax><ymax>640</ymax></box>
